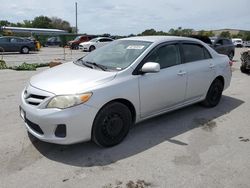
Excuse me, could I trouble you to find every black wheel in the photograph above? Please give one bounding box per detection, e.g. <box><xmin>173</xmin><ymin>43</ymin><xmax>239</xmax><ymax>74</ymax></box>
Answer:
<box><xmin>240</xmin><ymin>65</ymin><xmax>248</xmax><ymax>73</ymax></box>
<box><xmin>21</xmin><ymin>46</ymin><xmax>29</xmax><ymax>54</ymax></box>
<box><xmin>228</xmin><ymin>51</ymin><xmax>234</xmax><ymax>61</ymax></box>
<box><xmin>201</xmin><ymin>79</ymin><xmax>224</xmax><ymax>108</ymax></box>
<box><xmin>92</xmin><ymin>102</ymin><xmax>132</xmax><ymax>147</ymax></box>
<box><xmin>71</xmin><ymin>44</ymin><xmax>78</xmax><ymax>50</ymax></box>
<box><xmin>89</xmin><ymin>45</ymin><xmax>96</xmax><ymax>52</ymax></box>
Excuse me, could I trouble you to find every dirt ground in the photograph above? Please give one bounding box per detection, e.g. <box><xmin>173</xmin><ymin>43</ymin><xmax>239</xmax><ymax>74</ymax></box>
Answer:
<box><xmin>0</xmin><ymin>48</ymin><xmax>249</xmax><ymax>188</ymax></box>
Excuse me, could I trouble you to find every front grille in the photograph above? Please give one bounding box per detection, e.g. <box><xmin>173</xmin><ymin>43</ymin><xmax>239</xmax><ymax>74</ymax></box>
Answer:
<box><xmin>25</xmin><ymin>92</ymin><xmax>48</xmax><ymax>106</ymax></box>
<box><xmin>26</xmin><ymin>118</ymin><xmax>44</xmax><ymax>135</ymax></box>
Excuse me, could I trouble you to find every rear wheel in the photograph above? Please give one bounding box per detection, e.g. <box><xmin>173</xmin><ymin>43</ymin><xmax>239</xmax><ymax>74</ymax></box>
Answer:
<box><xmin>92</xmin><ymin>102</ymin><xmax>132</xmax><ymax>147</ymax></box>
<box><xmin>21</xmin><ymin>46</ymin><xmax>29</xmax><ymax>54</ymax></box>
<box><xmin>201</xmin><ymin>79</ymin><xmax>224</xmax><ymax>108</ymax></box>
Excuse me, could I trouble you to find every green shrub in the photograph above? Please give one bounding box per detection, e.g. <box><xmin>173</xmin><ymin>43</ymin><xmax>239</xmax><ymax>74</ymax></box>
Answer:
<box><xmin>0</xmin><ymin>60</ymin><xmax>8</xmax><ymax>69</ymax></box>
<box><xmin>10</xmin><ymin>62</ymin><xmax>49</xmax><ymax>71</ymax></box>
<box><xmin>0</xmin><ymin>61</ymin><xmax>49</xmax><ymax>71</ymax></box>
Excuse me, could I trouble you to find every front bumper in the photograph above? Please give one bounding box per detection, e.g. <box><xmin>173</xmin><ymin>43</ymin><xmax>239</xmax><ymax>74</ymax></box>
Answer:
<box><xmin>20</xmin><ymin>86</ymin><xmax>98</xmax><ymax>145</ymax></box>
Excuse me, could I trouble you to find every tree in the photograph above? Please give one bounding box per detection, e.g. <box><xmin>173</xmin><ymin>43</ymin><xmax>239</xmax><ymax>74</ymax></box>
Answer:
<box><xmin>50</xmin><ymin>17</ymin><xmax>72</xmax><ymax>32</ymax></box>
<box><xmin>220</xmin><ymin>31</ymin><xmax>231</xmax><ymax>38</ymax></box>
<box><xmin>32</xmin><ymin>16</ymin><xmax>52</xmax><ymax>28</ymax></box>
<box><xmin>0</xmin><ymin>20</ymin><xmax>10</xmax><ymax>26</ymax></box>
<box><xmin>141</xmin><ymin>29</ymin><xmax>157</xmax><ymax>36</ymax></box>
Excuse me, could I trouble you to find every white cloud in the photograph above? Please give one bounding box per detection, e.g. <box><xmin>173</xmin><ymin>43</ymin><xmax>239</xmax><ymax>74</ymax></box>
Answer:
<box><xmin>0</xmin><ymin>0</ymin><xmax>249</xmax><ymax>35</ymax></box>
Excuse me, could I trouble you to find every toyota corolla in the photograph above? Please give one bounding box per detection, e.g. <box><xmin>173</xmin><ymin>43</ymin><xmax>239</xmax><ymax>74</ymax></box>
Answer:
<box><xmin>20</xmin><ymin>36</ymin><xmax>232</xmax><ymax>147</ymax></box>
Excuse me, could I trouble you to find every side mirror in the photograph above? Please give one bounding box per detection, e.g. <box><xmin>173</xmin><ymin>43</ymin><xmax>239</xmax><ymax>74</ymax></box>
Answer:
<box><xmin>141</xmin><ymin>62</ymin><xmax>160</xmax><ymax>73</ymax></box>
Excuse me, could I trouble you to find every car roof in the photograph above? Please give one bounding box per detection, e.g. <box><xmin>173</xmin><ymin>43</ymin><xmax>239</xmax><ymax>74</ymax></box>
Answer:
<box><xmin>93</xmin><ymin>37</ymin><xmax>113</xmax><ymax>40</ymax></box>
<box><xmin>120</xmin><ymin>35</ymin><xmax>201</xmax><ymax>43</ymax></box>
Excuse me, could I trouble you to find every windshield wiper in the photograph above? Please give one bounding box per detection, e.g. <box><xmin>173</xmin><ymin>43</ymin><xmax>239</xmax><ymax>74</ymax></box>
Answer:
<box><xmin>84</xmin><ymin>61</ymin><xmax>108</xmax><ymax>71</ymax></box>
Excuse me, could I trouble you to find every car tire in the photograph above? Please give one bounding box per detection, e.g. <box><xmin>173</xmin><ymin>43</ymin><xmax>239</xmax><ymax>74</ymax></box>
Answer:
<box><xmin>240</xmin><ymin>65</ymin><xmax>248</xmax><ymax>73</ymax></box>
<box><xmin>201</xmin><ymin>79</ymin><xmax>224</xmax><ymax>108</ymax></box>
<box><xmin>228</xmin><ymin>51</ymin><xmax>234</xmax><ymax>61</ymax></box>
<box><xmin>21</xmin><ymin>46</ymin><xmax>30</xmax><ymax>54</ymax></box>
<box><xmin>92</xmin><ymin>102</ymin><xmax>132</xmax><ymax>147</ymax></box>
<box><xmin>89</xmin><ymin>46</ymin><xmax>96</xmax><ymax>52</ymax></box>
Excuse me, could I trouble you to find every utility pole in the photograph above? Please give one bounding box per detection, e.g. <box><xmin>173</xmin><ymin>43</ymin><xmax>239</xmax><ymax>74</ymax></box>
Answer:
<box><xmin>75</xmin><ymin>2</ymin><xmax>78</xmax><ymax>34</ymax></box>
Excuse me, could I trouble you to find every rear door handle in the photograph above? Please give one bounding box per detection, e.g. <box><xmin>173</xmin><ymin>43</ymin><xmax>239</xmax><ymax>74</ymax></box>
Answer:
<box><xmin>177</xmin><ymin>71</ymin><xmax>187</xmax><ymax>76</ymax></box>
<box><xmin>209</xmin><ymin>64</ymin><xmax>215</xmax><ymax>68</ymax></box>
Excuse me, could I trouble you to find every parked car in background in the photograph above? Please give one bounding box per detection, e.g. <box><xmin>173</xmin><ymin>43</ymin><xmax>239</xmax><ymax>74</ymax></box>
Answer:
<box><xmin>189</xmin><ymin>36</ymin><xmax>235</xmax><ymax>60</ymax></box>
<box><xmin>210</xmin><ymin>37</ymin><xmax>235</xmax><ymax>60</ymax></box>
<box><xmin>45</xmin><ymin>36</ymin><xmax>62</xmax><ymax>47</ymax></box>
<box><xmin>0</xmin><ymin>36</ymin><xmax>36</xmax><ymax>54</ymax></box>
<box><xmin>67</xmin><ymin>35</ymin><xmax>95</xmax><ymax>49</ymax></box>
<box><xmin>240</xmin><ymin>50</ymin><xmax>250</xmax><ymax>73</ymax></box>
<box><xmin>232</xmin><ymin>38</ymin><xmax>243</xmax><ymax>47</ymax></box>
<box><xmin>79</xmin><ymin>37</ymin><xmax>114</xmax><ymax>52</ymax></box>
<box><xmin>20</xmin><ymin>36</ymin><xmax>232</xmax><ymax>147</ymax></box>
<box><xmin>243</xmin><ymin>41</ymin><xmax>250</xmax><ymax>47</ymax></box>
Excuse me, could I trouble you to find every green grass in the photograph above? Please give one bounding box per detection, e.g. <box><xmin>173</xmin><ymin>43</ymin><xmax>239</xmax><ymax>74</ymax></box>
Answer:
<box><xmin>0</xmin><ymin>60</ymin><xmax>49</xmax><ymax>71</ymax></box>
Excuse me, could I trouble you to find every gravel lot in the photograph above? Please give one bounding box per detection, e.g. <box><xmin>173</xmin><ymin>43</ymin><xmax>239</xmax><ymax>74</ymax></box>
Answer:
<box><xmin>0</xmin><ymin>48</ymin><xmax>249</xmax><ymax>188</ymax></box>
<box><xmin>1</xmin><ymin>47</ymin><xmax>87</xmax><ymax>66</ymax></box>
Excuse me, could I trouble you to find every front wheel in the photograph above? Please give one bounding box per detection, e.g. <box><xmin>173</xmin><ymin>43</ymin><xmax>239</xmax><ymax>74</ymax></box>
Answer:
<box><xmin>92</xmin><ymin>102</ymin><xmax>132</xmax><ymax>147</ymax></box>
<box><xmin>89</xmin><ymin>45</ymin><xmax>96</xmax><ymax>52</ymax></box>
<box><xmin>201</xmin><ymin>79</ymin><xmax>224</xmax><ymax>108</ymax></box>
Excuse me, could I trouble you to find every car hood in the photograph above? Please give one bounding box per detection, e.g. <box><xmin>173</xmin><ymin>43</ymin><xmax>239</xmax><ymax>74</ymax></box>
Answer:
<box><xmin>68</xmin><ymin>40</ymin><xmax>76</xmax><ymax>44</ymax></box>
<box><xmin>30</xmin><ymin>62</ymin><xmax>117</xmax><ymax>95</ymax></box>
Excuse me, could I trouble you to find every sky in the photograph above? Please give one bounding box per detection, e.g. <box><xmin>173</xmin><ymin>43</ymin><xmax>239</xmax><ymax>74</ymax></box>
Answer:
<box><xmin>0</xmin><ymin>0</ymin><xmax>249</xmax><ymax>35</ymax></box>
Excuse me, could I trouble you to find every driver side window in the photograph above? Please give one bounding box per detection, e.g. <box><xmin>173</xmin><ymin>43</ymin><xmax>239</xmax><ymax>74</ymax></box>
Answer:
<box><xmin>145</xmin><ymin>44</ymin><xmax>181</xmax><ymax>69</ymax></box>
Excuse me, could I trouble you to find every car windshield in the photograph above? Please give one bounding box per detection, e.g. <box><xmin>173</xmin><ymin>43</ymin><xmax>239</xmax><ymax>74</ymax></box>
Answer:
<box><xmin>74</xmin><ymin>36</ymin><xmax>81</xmax><ymax>41</ymax></box>
<box><xmin>75</xmin><ymin>40</ymin><xmax>152</xmax><ymax>70</ymax></box>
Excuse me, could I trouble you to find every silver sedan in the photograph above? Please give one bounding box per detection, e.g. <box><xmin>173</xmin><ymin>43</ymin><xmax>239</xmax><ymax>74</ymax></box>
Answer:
<box><xmin>20</xmin><ymin>36</ymin><xmax>232</xmax><ymax>147</ymax></box>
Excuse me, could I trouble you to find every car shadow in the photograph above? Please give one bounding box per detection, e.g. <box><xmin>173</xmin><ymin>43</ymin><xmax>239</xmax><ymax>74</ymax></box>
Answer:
<box><xmin>29</xmin><ymin>95</ymin><xmax>244</xmax><ymax>167</ymax></box>
<box><xmin>1</xmin><ymin>52</ymin><xmax>38</xmax><ymax>55</ymax></box>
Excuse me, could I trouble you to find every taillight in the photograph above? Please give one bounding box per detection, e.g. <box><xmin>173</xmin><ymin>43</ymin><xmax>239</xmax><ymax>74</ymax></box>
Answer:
<box><xmin>229</xmin><ymin>61</ymin><xmax>233</xmax><ymax>66</ymax></box>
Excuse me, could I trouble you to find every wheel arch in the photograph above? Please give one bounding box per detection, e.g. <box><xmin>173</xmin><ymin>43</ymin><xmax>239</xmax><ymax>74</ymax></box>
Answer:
<box><xmin>98</xmin><ymin>98</ymin><xmax>136</xmax><ymax>123</ymax></box>
<box><xmin>215</xmin><ymin>75</ymin><xmax>225</xmax><ymax>88</ymax></box>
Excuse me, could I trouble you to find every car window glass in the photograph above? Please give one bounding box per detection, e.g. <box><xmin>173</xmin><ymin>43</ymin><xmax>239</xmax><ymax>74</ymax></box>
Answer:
<box><xmin>216</xmin><ymin>40</ymin><xmax>223</xmax><ymax>45</ymax></box>
<box><xmin>79</xmin><ymin>40</ymin><xmax>152</xmax><ymax>70</ymax></box>
<box><xmin>223</xmin><ymin>39</ymin><xmax>232</xmax><ymax>45</ymax></box>
<box><xmin>182</xmin><ymin>43</ymin><xmax>210</xmax><ymax>63</ymax></box>
<box><xmin>10</xmin><ymin>38</ymin><xmax>23</xmax><ymax>43</ymax></box>
<box><xmin>203</xmin><ymin>48</ymin><xmax>212</xmax><ymax>59</ymax></box>
<box><xmin>0</xmin><ymin>38</ymin><xmax>10</xmax><ymax>42</ymax></box>
<box><xmin>146</xmin><ymin>44</ymin><xmax>180</xmax><ymax>69</ymax></box>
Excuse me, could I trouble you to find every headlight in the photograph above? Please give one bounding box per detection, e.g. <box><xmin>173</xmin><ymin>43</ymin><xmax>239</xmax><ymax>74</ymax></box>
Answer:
<box><xmin>47</xmin><ymin>93</ymin><xmax>92</xmax><ymax>109</ymax></box>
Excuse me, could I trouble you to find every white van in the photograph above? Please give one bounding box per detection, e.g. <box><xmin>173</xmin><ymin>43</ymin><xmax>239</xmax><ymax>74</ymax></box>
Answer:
<box><xmin>232</xmin><ymin>38</ymin><xmax>243</xmax><ymax>47</ymax></box>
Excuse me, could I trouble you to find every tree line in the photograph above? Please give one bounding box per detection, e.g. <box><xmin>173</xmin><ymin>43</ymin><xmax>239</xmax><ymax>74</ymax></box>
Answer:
<box><xmin>0</xmin><ymin>16</ymin><xmax>74</xmax><ymax>33</ymax></box>
<box><xmin>137</xmin><ymin>28</ymin><xmax>250</xmax><ymax>40</ymax></box>
<box><xmin>1</xmin><ymin>17</ymin><xmax>250</xmax><ymax>40</ymax></box>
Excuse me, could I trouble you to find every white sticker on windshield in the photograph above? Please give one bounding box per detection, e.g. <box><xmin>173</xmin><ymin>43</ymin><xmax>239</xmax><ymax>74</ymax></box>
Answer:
<box><xmin>127</xmin><ymin>45</ymin><xmax>145</xmax><ymax>50</ymax></box>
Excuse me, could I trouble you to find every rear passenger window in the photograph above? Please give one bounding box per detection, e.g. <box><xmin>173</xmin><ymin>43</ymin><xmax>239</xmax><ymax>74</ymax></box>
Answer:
<box><xmin>182</xmin><ymin>43</ymin><xmax>211</xmax><ymax>63</ymax></box>
<box><xmin>146</xmin><ymin>44</ymin><xmax>181</xmax><ymax>69</ymax></box>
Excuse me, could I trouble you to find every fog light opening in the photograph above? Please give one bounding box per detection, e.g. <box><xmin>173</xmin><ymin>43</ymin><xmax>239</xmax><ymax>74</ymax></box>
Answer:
<box><xmin>55</xmin><ymin>124</ymin><xmax>66</xmax><ymax>138</ymax></box>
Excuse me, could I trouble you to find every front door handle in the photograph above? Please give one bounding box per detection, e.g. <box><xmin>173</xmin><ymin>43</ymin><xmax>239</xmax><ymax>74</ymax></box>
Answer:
<box><xmin>177</xmin><ymin>71</ymin><xmax>187</xmax><ymax>76</ymax></box>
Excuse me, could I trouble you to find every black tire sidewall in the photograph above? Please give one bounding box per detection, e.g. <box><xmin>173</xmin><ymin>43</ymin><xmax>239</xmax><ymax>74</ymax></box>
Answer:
<box><xmin>205</xmin><ymin>79</ymin><xmax>223</xmax><ymax>107</ymax></box>
<box><xmin>89</xmin><ymin>46</ymin><xmax>95</xmax><ymax>52</ymax></box>
<box><xmin>92</xmin><ymin>102</ymin><xmax>132</xmax><ymax>147</ymax></box>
